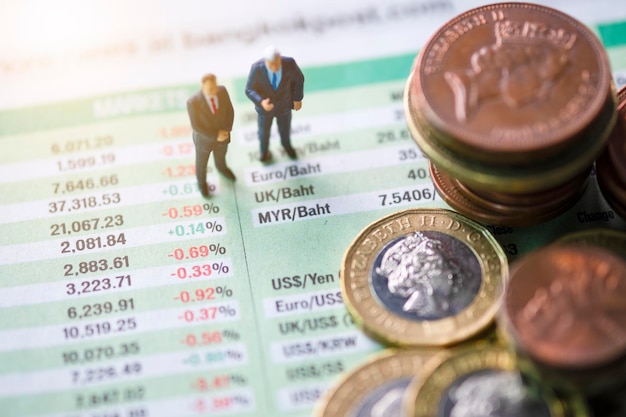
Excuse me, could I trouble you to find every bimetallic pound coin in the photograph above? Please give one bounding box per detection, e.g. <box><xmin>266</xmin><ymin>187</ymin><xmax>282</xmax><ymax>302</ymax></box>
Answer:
<box><xmin>404</xmin><ymin>346</ymin><xmax>567</xmax><ymax>417</ymax></box>
<box><xmin>341</xmin><ymin>208</ymin><xmax>508</xmax><ymax>346</ymax></box>
<box><xmin>314</xmin><ymin>349</ymin><xmax>436</xmax><ymax>417</ymax></box>
<box><xmin>412</xmin><ymin>2</ymin><xmax>612</xmax><ymax>162</ymax></box>
<box><xmin>502</xmin><ymin>245</ymin><xmax>626</xmax><ymax>370</ymax></box>
<box><xmin>560</xmin><ymin>391</ymin><xmax>591</xmax><ymax>417</ymax></box>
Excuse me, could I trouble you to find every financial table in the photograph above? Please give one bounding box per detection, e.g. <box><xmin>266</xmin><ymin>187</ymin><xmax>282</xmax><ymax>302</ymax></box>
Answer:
<box><xmin>1</xmin><ymin>43</ymin><xmax>626</xmax><ymax>417</ymax></box>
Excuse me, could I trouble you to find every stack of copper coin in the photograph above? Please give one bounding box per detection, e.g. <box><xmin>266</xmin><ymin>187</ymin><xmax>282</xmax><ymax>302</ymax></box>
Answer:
<box><xmin>597</xmin><ymin>85</ymin><xmax>626</xmax><ymax>220</ymax></box>
<box><xmin>404</xmin><ymin>2</ymin><xmax>617</xmax><ymax>226</ymax></box>
<box><xmin>499</xmin><ymin>242</ymin><xmax>626</xmax><ymax>399</ymax></box>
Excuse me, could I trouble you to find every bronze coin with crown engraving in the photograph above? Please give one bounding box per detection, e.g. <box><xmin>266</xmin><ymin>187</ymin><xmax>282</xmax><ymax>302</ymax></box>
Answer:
<box><xmin>412</xmin><ymin>2</ymin><xmax>612</xmax><ymax>163</ymax></box>
<box><xmin>459</xmin><ymin>168</ymin><xmax>590</xmax><ymax>207</ymax></box>
<box><xmin>428</xmin><ymin>163</ymin><xmax>584</xmax><ymax>226</ymax></box>
<box><xmin>597</xmin><ymin>152</ymin><xmax>626</xmax><ymax>216</ymax></box>
<box><xmin>501</xmin><ymin>245</ymin><xmax>626</xmax><ymax>370</ymax></box>
<box><xmin>606</xmin><ymin>85</ymin><xmax>626</xmax><ymax>180</ymax></box>
<box><xmin>452</xmin><ymin>172</ymin><xmax>588</xmax><ymax>215</ymax></box>
<box><xmin>598</xmin><ymin>85</ymin><xmax>626</xmax><ymax>220</ymax></box>
<box><xmin>405</xmin><ymin>66</ymin><xmax>616</xmax><ymax>193</ymax></box>
<box><xmin>403</xmin><ymin>2</ymin><xmax>617</xmax><ymax>226</ymax></box>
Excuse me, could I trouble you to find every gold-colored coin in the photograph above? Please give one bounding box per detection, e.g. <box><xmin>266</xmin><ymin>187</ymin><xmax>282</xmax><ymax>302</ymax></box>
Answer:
<box><xmin>340</xmin><ymin>208</ymin><xmax>507</xmax><ymax>346</ymax></box>
<box><xmin>404</xmin><ymin>346</ymin><xmax>568</xmax><ymax>417</ymax></box>
<box><xmin>313</xmin><ymin>348</ymin><xmax>437</xmax><ymax>417</ymax></box>
<box><xmin>561</xmin><ymin>394</ymin><xmax>592</xmax><ymax>417</ymax></box>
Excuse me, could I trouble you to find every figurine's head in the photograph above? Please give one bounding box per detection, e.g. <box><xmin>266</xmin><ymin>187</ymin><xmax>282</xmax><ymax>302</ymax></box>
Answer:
<box><xmin>201</xmin><ymin>73</ymin><xmax>218</xmax><ymax>96</ymax></box>
<box><xmin>264</xmin><ymin>45</ymin><xmax>282</xmax><ymax>72</ymax></box>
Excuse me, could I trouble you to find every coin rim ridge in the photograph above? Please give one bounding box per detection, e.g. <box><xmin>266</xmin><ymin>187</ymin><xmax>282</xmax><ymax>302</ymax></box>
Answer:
<box><xmin>340</xmin><ymin>208</ymin><xmax>508</xmax><ymax>347</ymax></box>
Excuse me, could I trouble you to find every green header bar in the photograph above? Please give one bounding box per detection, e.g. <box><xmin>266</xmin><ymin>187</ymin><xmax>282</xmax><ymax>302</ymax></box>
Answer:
<box><xmin>0</xmin><ymin>53</ymin><xmax>416</xmax><ymax>137</ymax></box>
<box><xmin>231</xmin><ymin>53</ymin><xmax>415</xmax><ymax>103</ymax></box>
<box><xmin>598</xmin><ymin>20</ymin><xmax>626</xmax><ymax>48</ymax></box>
<box><xmin>0</xmin><ymin>85</ymin><xmax>197</xmax><ymax>137</ymax></box>
<box><xmin>5</xmin><ymin>20</ymin><xmax>624</xmax><ymax>138</ymax></box>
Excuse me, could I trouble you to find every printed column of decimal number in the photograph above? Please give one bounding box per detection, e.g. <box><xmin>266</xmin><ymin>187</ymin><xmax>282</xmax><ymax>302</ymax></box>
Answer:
<box><xmin>49</xmin><ymin>134</ymin><xmax>148</xmax><ymax>415</ymax></box>
<box><xmin>158</xmin><ymin>121</ymin><xmax>231</xmax><ymax>286</ymax></box>
<box><xmin>163</xmin><ymin>207</ymin><xmax>254</xmax><ymax>414</ymax></box>
<box><xmin>158</xmin><ymin>122</ymin><xmax>254</xmax><ymax>415</ymax></box>
<box><xmin>161</xmin><ymin>213</ymin><xmax>255</xmax><ymax>414</ymax></box>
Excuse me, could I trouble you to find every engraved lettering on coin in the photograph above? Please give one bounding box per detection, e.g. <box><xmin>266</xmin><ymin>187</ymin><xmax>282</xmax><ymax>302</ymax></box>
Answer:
<box><xmin>439</xmin><ymin>370</ymin><xmax>551</xmax><ymax>417</ymax></box>
<box><xmin>445</xmin><ymin>19</ymin><xmax>575</xmax><ymax>122</ymax></box>
<box><xmin>516</xmin><ymin>254</ymin><xmax>626</xmax><ymax>346</ymax></box>
<box><xmin>348</xmin><ymin>378</ymin><xmax>412</xmax><ymax>417</ymax></box>
<box><xmin>371</xmin><ymin>231</ymin><xmax>481</xmax><ymax>321</ymax></box>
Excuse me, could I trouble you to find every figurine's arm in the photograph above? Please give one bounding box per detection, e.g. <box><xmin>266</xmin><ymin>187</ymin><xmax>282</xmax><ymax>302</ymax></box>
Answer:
<box><xmin>291</xmin><ymin>59</ymin><xmax>305</xmax><ymax>103</ymax></box>
<box><xmin>217</xmin><ymin>88</ymin><xmax>234</xmax><ymax>142</ymax></box>
<box><xmin>186</xmin><ymin>98</ymin><xmax>205</xmax><ymax>134</ymax></box>
<box><xmin>221</xmin><ymin>88</ymin><xmax>235</xmax><ymax>131</ymax></box>
<box><xmin>289</xmin><ymin>58</ymin><xmax>304</xmax><ymax>110</ymax></box>
<box><xmin>245</xmin><ymin>63</ymin><xmax>274</xmax><ymax>112</ymax></box>
<box><xmin>245</xmin><ymin>65</ymin><xmax>264</xmax><ymax>105</ymax></box>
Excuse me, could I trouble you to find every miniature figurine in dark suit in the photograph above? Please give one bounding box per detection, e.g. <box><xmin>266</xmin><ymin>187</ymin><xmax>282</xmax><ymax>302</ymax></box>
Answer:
<box><xmin>187</xmin><ymin>74</ymin><xmax>236</xmax><ymax>197</ymax></box>
<box><xmin>245</xmin><ymin>46</ymin><xmax>304</xmax><ymax>162</ymax></box>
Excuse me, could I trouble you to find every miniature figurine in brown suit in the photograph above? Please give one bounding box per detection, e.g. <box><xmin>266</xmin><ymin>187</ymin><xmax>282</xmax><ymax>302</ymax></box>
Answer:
<box><xmin>187</xmin><ymin>73</ymin><xmax>236</xmax><ymax>196</ymax></box>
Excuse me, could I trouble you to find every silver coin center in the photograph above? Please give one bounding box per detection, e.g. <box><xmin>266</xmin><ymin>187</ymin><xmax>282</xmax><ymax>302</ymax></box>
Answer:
<box><xmin>371</xmin><ymin>231</ymin><xmax>481</xmax><ymax>321</ymax></box>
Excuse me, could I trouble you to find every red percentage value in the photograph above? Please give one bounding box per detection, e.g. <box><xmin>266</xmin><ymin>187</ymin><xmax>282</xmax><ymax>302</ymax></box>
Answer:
<box><xmin>163</xmin><ymin>142</ymin><xmax>194</xmax><ymax>156</ymax></box>
<box><xmin>193</xmin><ymin>394</ymin><xmax>251</xmax><ymax>413</ymax></box>
<box><xmin>193</xmin><ymin>374</ymin><xmax>247</xmax><ymax>391</ymax></box>
<box><xmin>159</xmin><ymin>125</ymin><xmax>191</xmax><ymax>139</ymax></box>
<box><xmin>168</xmin><ymin>243</ymin><xmax>226</xmax><ymax>260</ymax></box>
<box><xmin>214</xmin><ymin>395</ymin><xmax>250</xmax><ymax>409</ymax></box>
<box><xmin>178</xmin><ymin>305</ymin><xmax>236</xmax><ymax>322</ymax></box>
<box><xmin>162</xmin><ymin>203</ymin><xmax>220</xmax><ymax>219</ymax></box>
<box><xmin>174</xmin><ymin>286</ymin><xmax>233</xmax><ymax>303</ymax></box>
<box><xmin>171</xmin><ymin>262</ymin><xmax>229</xmax><ymax>279</ymax></box>
<box><xmin>163</xmin><ymin>164</ymin><xmax>195</xmax><ymax>178</ymax></box>
<box><xmin>181</xmin><ymin>330</ymin><xmax>225</xmax><ymax>347</ymax></box>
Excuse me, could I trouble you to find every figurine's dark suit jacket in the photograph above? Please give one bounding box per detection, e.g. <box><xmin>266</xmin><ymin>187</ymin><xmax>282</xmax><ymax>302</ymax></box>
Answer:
<box><xmin>186</xmin><ymin>86</ymin><xmax>234</xmax><ymax>186</ymax></box>
<box><xmin>245</xmin><ymin>57</ymin><xmax>304</xmax><ymax>155</ymax></box>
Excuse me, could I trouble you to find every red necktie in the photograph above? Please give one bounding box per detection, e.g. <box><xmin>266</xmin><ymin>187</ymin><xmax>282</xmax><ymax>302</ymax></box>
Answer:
<box><xmin>210</xmin><ymin>97</ymin><xmax>218</xmax><ymax>114</ymax></box>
